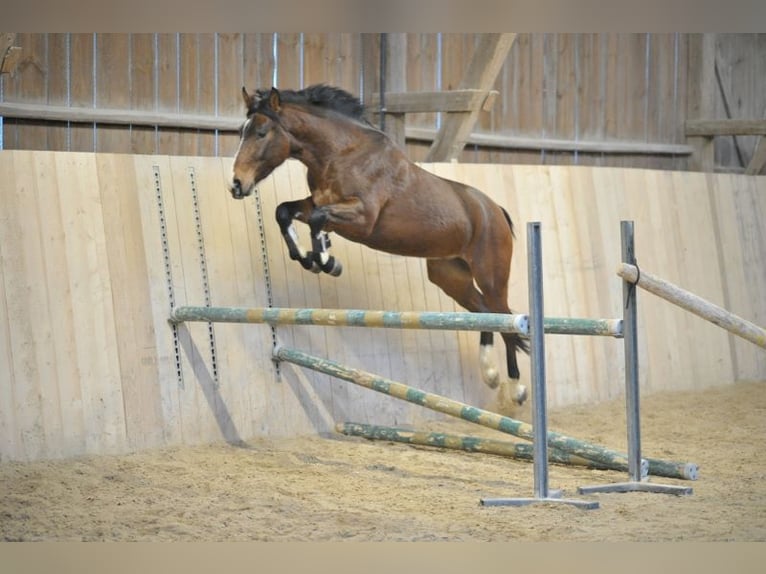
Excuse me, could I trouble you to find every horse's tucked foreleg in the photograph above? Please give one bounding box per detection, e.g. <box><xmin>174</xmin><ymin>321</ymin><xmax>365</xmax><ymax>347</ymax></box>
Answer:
<box><xmin>276</xmin><ymin>199</ymin><xmax>320</xmax><ymax>273</ymax></box>
<box><xmin>307</xmin><ymin>209</ymin><xmax>343</xmax><ymax>276</ymax></box>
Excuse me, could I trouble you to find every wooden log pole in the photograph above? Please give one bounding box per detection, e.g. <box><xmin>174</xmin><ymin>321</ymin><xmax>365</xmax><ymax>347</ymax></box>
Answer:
<box><xmin>170</xmin><ymin>306</ymin><xmax>529</xmax><ymax>334</ymax></box>
<box><xmin>336</xmin><ymin>422</ymin><xmax>615</xmax><ymax>470</ymax></box>
<box><xmin>170</xmin><ymin>306</ymin><xmax>621</xmax><ymax>337</ymax></box>
<box><xmin>276</xmin><ymin>346</ymin><xmax>687</xmax><ymax>477</ymax></box>
<box><xmin>617</xmin><ymin>263</ymin><xmax>766</xmax><ymax>350</ymax></box>
<box><xmin>336</xmin><ymin>422</ymin><xmax>697</xmax><ymax>480</ymax></box>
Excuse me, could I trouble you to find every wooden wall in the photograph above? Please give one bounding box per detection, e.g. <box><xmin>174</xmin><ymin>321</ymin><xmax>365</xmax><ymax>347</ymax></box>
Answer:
<box><xmin>2</xmin><ymin>33</ymin><xmax>764</xmax><ymax>171</ymax></box>
<box><xmin>1</xmin><ymin>150</ymin><xmax>764</xmax><ymax>462</ymax></box>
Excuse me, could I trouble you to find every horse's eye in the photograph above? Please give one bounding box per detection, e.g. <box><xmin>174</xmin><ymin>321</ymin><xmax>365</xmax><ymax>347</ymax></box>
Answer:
<box><xmin>255</xmin><ymin>126</ymin><xmax>269</xmax><ymax>138</ymax></box>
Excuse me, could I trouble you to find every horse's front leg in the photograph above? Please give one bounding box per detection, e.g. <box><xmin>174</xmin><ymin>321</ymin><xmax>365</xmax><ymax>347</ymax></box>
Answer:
<box><xmin>276</xmin><ymin>198</ymin><xmax>321</xmax><ymax>273</ymax></box>
<box><xmin>307</xmin><ymin>209</ymin><xmax>343</xmax><ymax>276</ymax></box>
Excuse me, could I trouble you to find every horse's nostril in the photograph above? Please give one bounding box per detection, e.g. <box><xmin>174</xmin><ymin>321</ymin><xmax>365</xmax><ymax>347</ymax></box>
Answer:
<box><xmin>232</xmin><ymin>178</ymin><xmax>242</xmax><ymax>191</ymax></box>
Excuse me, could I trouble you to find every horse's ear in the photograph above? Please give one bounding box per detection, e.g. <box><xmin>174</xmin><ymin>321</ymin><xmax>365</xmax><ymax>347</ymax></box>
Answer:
<box><xmin>268</xmin><ymin>87</ymin><xmax>281</xmax><ymax>112</ymax></box>
<box><xmin>241</xmin><ymin>86</ymin><xmax>254</xmax><ymax>109</ymax></box>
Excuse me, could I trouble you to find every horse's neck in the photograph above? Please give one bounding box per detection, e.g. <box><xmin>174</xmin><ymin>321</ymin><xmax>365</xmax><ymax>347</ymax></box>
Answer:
<box><xmin>285</xmin><ymin>111</ymin><xmax>357</xmax><ymax>188</ymax></box>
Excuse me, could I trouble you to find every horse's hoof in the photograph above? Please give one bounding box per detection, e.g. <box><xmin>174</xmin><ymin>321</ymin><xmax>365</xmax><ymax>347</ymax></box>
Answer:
<box><xmin>321</xmin><ymin>256</ymin><xmax>343</xmax><ymax>277</ymax></box>
<box><xmin>513</xmin><ymin>384</ymin><xmax>528</xmax><ymax>406</ymax></box>
<box><xmin>481</xmin><ymin>368</ymin><xmax>500</xmax><ymax>389</ymax></box>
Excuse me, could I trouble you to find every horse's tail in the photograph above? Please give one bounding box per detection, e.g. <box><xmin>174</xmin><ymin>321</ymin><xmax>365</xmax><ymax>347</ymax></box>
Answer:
<box><xmin>500</xmin><ymin>206</ymin><xmax>516</xmax><ymax>239</ymax></box>
<box><xmin>500</xmin><ymin>205</ymin><xmax>529</xmax><ymax>357</ymax></box>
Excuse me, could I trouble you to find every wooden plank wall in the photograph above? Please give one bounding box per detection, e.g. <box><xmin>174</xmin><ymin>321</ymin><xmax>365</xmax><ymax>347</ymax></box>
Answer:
<box><xmin>3</xmin><ymin>33</ymin><xmax>761</xmax><ymax>171</ymax></box>
<box><xmin>1</xmin><ymin>150</ymin><xmax>764</xmax><ymax>462</ymax></box>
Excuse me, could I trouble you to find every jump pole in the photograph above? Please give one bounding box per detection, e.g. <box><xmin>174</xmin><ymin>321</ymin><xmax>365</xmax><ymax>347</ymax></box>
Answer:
<box><xmin>617</xmin><ymin>262</ymin><xmax>766</xmax><ymax>350</ymax></box>
<box><xmin>169</xmin><ymin>306</ymin><xmax>622</xmax><ymax>338</ymax></box>
<box><xmin>275</xmin><ymin>344</ymin><xmax>651</xmax><ymax>477</ymax></box>
<box><xmin>336</xmin><ymin>422</ymin><xmax>695</xmax><ymax>481</ymax></box>
<box><xmin>336</xmin><ymin>422</ymin><xmax>618</xmax><ymax>471</ymax></box>
<box><xmin>578</xmin><ymin>221</ymin><xmax>694</xmax><ymax>496</ymax></box>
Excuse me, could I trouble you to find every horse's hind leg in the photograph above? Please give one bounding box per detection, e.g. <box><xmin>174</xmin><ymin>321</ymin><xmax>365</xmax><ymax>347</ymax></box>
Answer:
<box><xmin>426</xmin><ymin>258</ymin><xmax>503</xmax><ymax>390</ymax></box>
<box><xmin>470</xmin><ymin>259</ymin><xmax>528</xmax><ymax>406</ymax></box>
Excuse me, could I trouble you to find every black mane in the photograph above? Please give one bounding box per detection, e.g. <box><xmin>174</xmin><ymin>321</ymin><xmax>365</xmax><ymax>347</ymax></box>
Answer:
<box><xmin>255</xmin><ymin>84</ymin><xmax>368</xmax><ymax>122</ymax></box>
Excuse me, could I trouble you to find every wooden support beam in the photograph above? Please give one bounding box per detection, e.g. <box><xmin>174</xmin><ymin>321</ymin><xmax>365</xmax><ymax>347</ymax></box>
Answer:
<box><xmin>685</xmin><ymin>34</ymin><xmax>717</xmax><ymax>171</ymax></box>
<box><xmin>382</xmin><ymin>33</ymin><xmax>407</xmax><ymax>150</ymax></box>
<box><xmin>714</xmin><ymin>48</ymin><xmax>749</xmax><ymax>167</ymax></box>
<box><xmin>0</xmin><ymin>101</ymin><xmax>240</xmax><ymax>131</ymax></box>
<box><xmin>368</xmin><ymin>89</ymin><xmax>499</xmax><ymax>114</ymax></box>
<box><xmin>685</xmin><ymin>119</ymin><xmax>766</xmax><ymax>137</ymax></box>
<box><xmin>408</xmin><ymin>126</ymin><xmax>694</xmax><ymax>156</ymax></box>
<box><xmin>425</xmin><ymin>33</ymin><xmax>517</xmax><ymax>162</ymax></box>
<box><xmin>0</xmin><ymin>101</ymin><xmax>695</xmax><ymax>157</ymax></box>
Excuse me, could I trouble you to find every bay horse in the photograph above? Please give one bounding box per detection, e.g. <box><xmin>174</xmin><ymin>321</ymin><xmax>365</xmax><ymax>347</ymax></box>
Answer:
<box><xmin>229</xmin><ymin>84</ymin><xmax>529</xmax><ymax>405</ymax></box>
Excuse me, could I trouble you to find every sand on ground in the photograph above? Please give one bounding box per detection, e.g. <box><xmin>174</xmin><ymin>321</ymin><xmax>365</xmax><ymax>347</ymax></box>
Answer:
<box><xmin>1</xmin><ymin>381</ymin><xmax>764</xmax><ymax>541</ymax></box>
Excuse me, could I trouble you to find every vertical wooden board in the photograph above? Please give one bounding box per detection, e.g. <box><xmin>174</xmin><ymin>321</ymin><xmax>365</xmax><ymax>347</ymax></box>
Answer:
<box><xmin>301</xmin><ymin>33</ymin><xmax>324</xmax><ymax>87</ymax></box>
<box><xmin>730</xmin><ymin>175</ymin><xmax>766</xmax><ymax>379</ymax></box>
<box><xmin>276</xmin><ymin>33</ymin><xmax>302</xmax><ymax>88</ymax></box>
<box><xmin>568</xmin><ymin>167</ymin><xmax>620</xmax><ymax>402</ymax></box>
<box><xmin>586</xmin><ymin>167</ymin><xmax>631</xmax><ymax>392</ymax></box>
<box><xmin>552</xmin><ymin>34</ymin><xmax>576</xmax><ymax>166</ymax></box>
<box><xmin>333</xmin><ymin>33</ymin><xmax>360</xmax><ymax>90</ymax></box>
<box><xmin>12</xmin><ymin>151</ymin><xmax>64</xmax><ymax>460</ymax></box>
<box><xmin>194</xmin><ymin>155</ymin><xmax>259</xmax><ymax>444</ymax></box>
<box><xmin>156</xmin><ymin>33</ymin><xmax>181</xmax><ymax>155</ymax></box>
<box><xmin>129</xmin><ymin>33</ymin><xmax>158</xmax><ymax>154</ymax></box>
<box><xmin>30</xmin><ymin>152</ymin><xmax>90</xmax><ymax>459</ymax></box>
<box><xmin>0</xmin><ymin>221</ymin><xmax>20</xmax><ymax>459</ymax></box>
<box><xmin>95</xmin><ymin>34</ymin><xmax>131</xmax><ymax>153</ymax></box>
<box><xmin>250</xmin><ymin>163</ymin><xmax>328</xmax><ymax>436</ymax></box>
<box><xmin>0</xmin><ymin>152</ymin><xmax>44</xmax><ymax>460</ymax></box>
<box><xmin>214</xmin><ymin>157</ymin><xmax>276</xmax><ymax>439</ymax></box>
<box><xmin>68</xmin><ymin>34</ymin><xmax>95</xmax><ymax>152</ymax></box>
<box><xmin>96</xmin><ymin>153</ymin><xmax>165</xmax><ymax>451</ymax></box>
<box><xmin>131</xmin><ymin>154</ymin><xmax>182</xmax><ymax>446</ymax></box>
<box><xmin>549</xmin><ymin>166</ymin><xmax>608</xmax><ymax>403</ymax></box>
<box><xmin>238</xmin><ymin>171</ymin><xmax>289</xmax><ymax>437</ymax></box>
<box><xmin>3</xmin><ymin>34</ymin><xmax>48</xmax><ymax>151</ymax></box>
<box><xmin>242</xmin><ymin>33</ymin><xmax>275</xmax><ymax>90</ymax></box>
<box><xmin>577</xmin><ymin>34</ymin><xmax>607</xmax><ymax>144</ymax></box>
<box><xmin>706</xmin><ymin>173</ymin><xmax>753</xmax><ymax>380</ymax></box>
<box><xmin>166</xmin><ymin>155</ymin><xmax>222</xmax><ymax>444</ymax></box>
<box><xmin>533</xmin><ymin>166</ymin><xmax>581</xmax><ymax>405</ymax></box>
<box><xmin>215</xmin><ymin>33</ymin><xmax>243</xmax><ymax>158</ymax></box>
<box><xmin>672</xmin><ymin>170</ymin><xmax>733</xmax><ymax>387</ymax></box>
<box><xmin>195</xmin><ymin>34</ymin><xmax>217</xmax><ymax>156</ymax></box>
<box><xmin>647</xmin><ymin>34</ymin><xmax>680</xmax><ymax>146</ymax></box>
<box><xmin>54</xmin><ymin>152</ymin><xmax>127</xmax><ymax>455</ymax></box>
<box><xmin>45</xmin><ymin>34</ymin><xmax>71</xmax><ymax>151</ymax></box>
<box><xmin>404</xmin><ymin>33</ymin><xmax>437</xmax><ymax>131</ymax></box>
<box><xmin>177</xmin><ymin>34</ymin><xmax>201</xmax><ymax>156</ymax></box>
<box><xmin>630</xmin><ymin>168</ymin><xmax>686</xmax><ymax>392</ymax></box>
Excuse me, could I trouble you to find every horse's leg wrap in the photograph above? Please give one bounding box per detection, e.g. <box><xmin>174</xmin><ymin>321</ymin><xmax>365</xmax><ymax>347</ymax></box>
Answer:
<box><xmin>308</xmin><ymin>209</ymin><xmax>343</xmax><ymax>277</ymax></box>
<box><xmin>277</xmin><ymin>201</ymin><xmax>320</xmax><ymax>272</ymax></box>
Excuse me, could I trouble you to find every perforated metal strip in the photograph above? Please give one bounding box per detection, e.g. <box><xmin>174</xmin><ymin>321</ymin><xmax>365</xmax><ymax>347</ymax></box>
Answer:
<box><xmin>188</xmin><ymin>167</ymin><xmax>219</xmax><ymax>387</ymax></box>
<box><xmin>153</xmin><ymin>165</ymin><xmax>184</xmax><ymax>389</ymax></box>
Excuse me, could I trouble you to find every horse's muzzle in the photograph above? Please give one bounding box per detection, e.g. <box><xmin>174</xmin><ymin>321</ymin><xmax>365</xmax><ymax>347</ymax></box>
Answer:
<box><xmin>229</xmin><ymin>178</ymin><xmax>252</xmax><ymax>200</ymax></box>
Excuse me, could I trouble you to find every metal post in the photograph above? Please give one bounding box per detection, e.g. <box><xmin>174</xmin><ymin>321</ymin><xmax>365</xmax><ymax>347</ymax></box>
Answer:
<box><xmin>578</xmin><ymin>221</ymin><xmax>693</xmax><ymax>496</ymax></box>
<box><xmin>481</xmin><ymin>222</ymin><xmax>598</xmax><ymax>509</ymax></box>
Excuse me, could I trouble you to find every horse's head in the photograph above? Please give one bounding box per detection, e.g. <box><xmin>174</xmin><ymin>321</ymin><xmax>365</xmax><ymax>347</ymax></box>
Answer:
<box><xmin>229</xmin><ymin>87</ymin><xmax>292</xmax><ymax>199</ymax></box>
